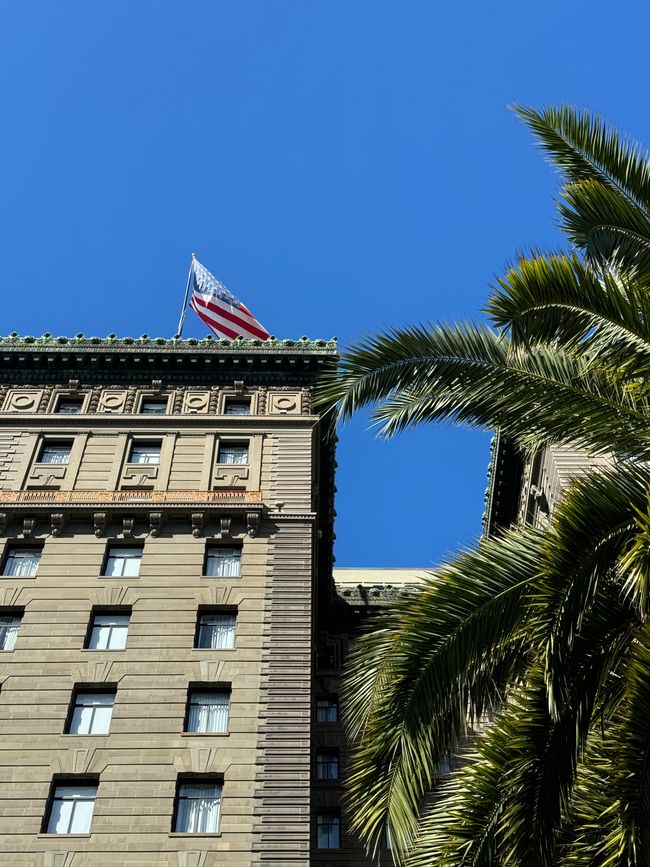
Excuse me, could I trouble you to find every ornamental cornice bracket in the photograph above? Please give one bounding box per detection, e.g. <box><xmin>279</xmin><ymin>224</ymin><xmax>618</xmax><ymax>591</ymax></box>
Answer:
<box><xmin>93</xmin><ymin>512</ymin><xmax>108</xmax><ymax>538</ymax></box>
<box><xmin>191</xmin><ymin>512</ymin><xmax>204</xmax><ymax>538</ymax></box>
<box><xmin>149</xmin><ymin>512</ymin><xmax>164</xmax><ymax>537</ymax></box>
<box><xmin>0</xmin><ymin>513</ymin><xmax>7</xmax><ymax>536</ymax></box>
<box><xmin>122</xmin><ymin>517</ymin><xmax>135</xmax><ymax>539</ymax></box>
<box><xmin>22</xmin><ymin>517</ymin><xmax>36</xmax><ymax>539</ymax></box>
<box><xmin>50</xmin><ymin>512</ymin><xmax>66</xmax><ymax>537</ymax></box>
<box><xmin>218</xmin><ymin>516</ymin><xmax>232</xmax><ymax>539</ymax></box>
<box><xmin>246</xmin><ymin>511</ymin><xmax>261</xmax><ymax>537</ymax></box>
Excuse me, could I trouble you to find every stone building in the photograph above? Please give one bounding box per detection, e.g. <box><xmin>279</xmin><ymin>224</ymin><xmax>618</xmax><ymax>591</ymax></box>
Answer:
<box><xmin>0</xmin><ymin>333</ymin><xmax>415</xmax><ymax>867</ymax></box>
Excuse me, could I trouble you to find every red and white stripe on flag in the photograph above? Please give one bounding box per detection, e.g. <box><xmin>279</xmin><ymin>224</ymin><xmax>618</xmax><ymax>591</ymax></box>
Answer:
<box><xmin>188</xmin><ymin>258</ymin><xmax>270</xmax><ymax>341</ymax></box>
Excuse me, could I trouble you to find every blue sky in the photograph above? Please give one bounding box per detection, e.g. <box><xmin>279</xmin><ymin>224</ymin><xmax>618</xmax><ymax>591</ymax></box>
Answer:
<box><xmin>0</xmin><ymin>1</ymin><xmax>647</xmax><ymax>566</ymax></box>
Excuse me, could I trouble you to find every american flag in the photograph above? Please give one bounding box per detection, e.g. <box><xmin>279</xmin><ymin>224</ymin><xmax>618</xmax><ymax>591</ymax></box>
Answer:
<box><xmin>188</xmin><ymin>257</ymin><xmax>270</xmax><ymax>341</ymax></box>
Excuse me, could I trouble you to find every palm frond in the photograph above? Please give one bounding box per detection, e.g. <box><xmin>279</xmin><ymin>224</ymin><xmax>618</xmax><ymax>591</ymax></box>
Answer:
<box><xmin>486</xmin><ymin>252</ymin><xmax>650</xmax><ymax>368</ymax></box>
<box><xmin>533</xmin><ymin>462</ymin><xmax>647</xmax><ymax>715</ymax></box>
<box><xmin>513</xmin><ymin>104</ymin><xmax>650</xmax><ymax>211</ymax></box>
<box><xmin>342</xmin><ymin>527</ymin><xmax>544</xmax><ymax>857</ymax></box>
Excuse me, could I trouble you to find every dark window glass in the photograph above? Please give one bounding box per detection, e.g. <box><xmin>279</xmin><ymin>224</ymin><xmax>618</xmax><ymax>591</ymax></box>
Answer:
<box><xmin>224</xmin><ymin>400</ymin><xmax>250</xmax><ymax>416</ymax></box>
<box><xmin>3</xmin><ymin>546</ymin><xmax>41</xmax><ymax>577</ymax></box>
<box><xmin>173</xmin><ymin>779</ymin><xmax>222</xmax><ymax>833</ymax></box>
<box><xmin>129</xmin><ymin>442</ymin><xmax>161</xmax><ymax>464</ymax></box>
<box><xmin>316</xmin><ymin>813</ymin><xmax>341</xmax><ymax>849</ymax></box>
<box><xmin>205</xmin><ymin>547</ymin><xmax>241</xmax><ymax>577</ymax></box>
<box><xmin>45</xmin><ymin>779</ymin><xmax>98</xmax><ymax>834</ymax></box>
<box><xmin>217</xmin><ymin>443</ymin><xmax>248</xmax><ymax>465</ymax></box>
<box><xmin>316</xmin><ymin>751</ymin><xmax>339</xmax><ymax>780</ymax></box>
<box><xmin>56</xmin><ymin>398</ymin><xmax>83</xmax><ymax>414</ymax></box>
<box><xmin>185</xmin><ymin>690</ymin><xmax>230</xmax><ymax>733</ymax></box>
<box><xmin>39</xmin><ymin>441</ymin><xmax>72</xmax><ymax>464</ymax></box>
<box><xmin>196</xmin><ymin>612</ymin><xmax>236</xmax><ymax>649</ymax></box>
<box><xmin>86</xmin><ymin>611</ymin><xmax>130</xmax><ymax>650</ymax></box>
<box><xmin>316</xmin><ymin>698</ymin><xmax>339</xmax><ymax>723</ymax></box>
<box><xmin>140</xmin><ymin>399</ymin><xmax>167</xmax><ymax>415</ymax></box>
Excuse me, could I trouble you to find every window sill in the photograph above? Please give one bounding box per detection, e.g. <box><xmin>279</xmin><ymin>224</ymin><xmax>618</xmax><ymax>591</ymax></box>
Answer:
<box><xmin>200</xmin><ymin>575</ymin><xmax>242</xmax><ymax>580</ymax></box>
<box><xmin>38</xmin><ymin>833</ymin><xmax>91</xmax><ymax>839</ymax></box>
<box><xmin>181</xmin><ymin>732</ymin><xmax>230</xmax><ymax>738</ymax></box>
<box><xmin>63</xmin><ymin>734</ymin><xmax>110</xmax><ymax>738</ymax></box>
<box><xmin>169</xmin><ymin>832</ymin><xmax>222</xmax><ymax>838</ymax></box>
<box><xmin>192</xmin><ymin>648</ymin><xmax>237</xmax><ymax>652</ymax></box>
<box><xmin>1</xmin><ymin>575</ymin><xmax>36</xmax><ymax>580</ymax></box>
<box><xmin>80</xmin><ymin>648</ymin><xmax>126</xmax><ymax>653</ymax></box>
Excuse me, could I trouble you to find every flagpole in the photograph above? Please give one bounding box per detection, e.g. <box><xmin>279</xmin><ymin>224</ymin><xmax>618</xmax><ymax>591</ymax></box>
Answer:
<box><xmin>175</xmin><ymin>253</ymin><xmax>196</xmax><ymax>338</ymax></box>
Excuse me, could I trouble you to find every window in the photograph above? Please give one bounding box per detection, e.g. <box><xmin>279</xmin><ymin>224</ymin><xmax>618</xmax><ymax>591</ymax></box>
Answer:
<box><xmin>316</xmin><ymin>698</ymin><xmax>339</xmax><ymax>723</ymax></box>
<box><xmin>196</xmin><ymin>611</ymin><xmax>236</xmax><ymax>650</ymax></box>
<box><xmin>128</xmin><ymin>441</ymin><xmax>161</xmax><ymax>464</ymax></box>
<box><xmin>173</xmin><ymin>778</ymin><xmax>222</xmax><ymax>833</ymax></box>
<box><xmin>316</xmin><ymin>750</ymin><xmax>339</xmax><ymax>780</ymax></box>
<box><xmin>66</xmin><ymin>690</ymin><xmax>115</xmax><ymax>735</ymax></box>
<box><xmin>316</xmin><ymin>812</ymin><xmax>341</xmax><ymax>849</ymax></box>
<box><xmin>140</xmin><ymin>399</ymin><xmax>168</xmax><ymax>415</ymax></box>
<box><xmin>86</xmin><ymin>611</ymin><xmax>130</xmax><ymax>650</ymax></box>
<box><xmin>217</xmin><ymin>442</ymin><xmax>248</xmax><ymax>465</ymax></box>
<box><xmin>38</xmin><ymin>441</ymin><xmax>72</xmax><ymax>464</ymax></box>
<box><xmin>56</xmin><ymin>397</ymin><xmax>83</xmax><ymax>414</ymax></box>
<box><xmin>103</xmin><ymin>546</ymin><xmax>142</xmax><ymax>577</ymax></box>
<box><xmin>316</xmin><ymin>647</ymin><xmax>337</xmax><ymax>670</ymax></box>
<box><xmin>186</xmin><ymin>689</ymin><xmax>230</xmax><ymax>734</ymax></box>
<box><xmin>2</xmin><ymin>545</ymin><xmax>41</xmax><ymax>577</ymax></box>
<box><xmin>0</xmin><ymin>612</ymin><xmax>21</xmax><ymax>651</ymax></box>
<box><xmin>224</xmin><ymin>399</ymin><xmax>250</xmax><ymax>416</ymax></box>
<box><xmin>45</xmin><ymin>779</ymin><xmax>98</xmax><ymax>834</ymax></box>
<box><xmin>204</xmin><ymin>547</ymin><xmax>241</xmax><ymax>578</ymax></box>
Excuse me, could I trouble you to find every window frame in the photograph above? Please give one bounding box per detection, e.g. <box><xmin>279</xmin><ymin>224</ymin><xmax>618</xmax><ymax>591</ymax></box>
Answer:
<box><xmin>184</xmin><ymin>684</ymin><xmax>231</xmax><ymax>735</ymax></box>
<box><xmin>64</xmin><ymin>686</ymin><xmax>117</xmax><ymax>736</ymax></box>
<box><xmin>127</xmin><ymin>440</ymin><xmax>162</xmax><ymax>465</ymax></box>
<box><xmin>194</xmin><ymin>607</ymin><xmax>237</xmax><ymax>651</ymax></box>
<box><xmin>37</xmin><ymin>440</ymin><xmax>73</xmax><ymax>465</ymax></box>
<box><xmin>84</xmin><ymin>607</ymin><xmax>132</xmax><ymax>651</ymax></box>
<box><xmin>315</xmin><ymin>749</ymin><xmax>340</xmax><ymax>781</ymax></box>
<box><xmin>172</xmin><ymin>774</ymin><xmax>223</xmax><ymax>835</ymax></box>
<box><xmin>138</xmin><ymin>396</ymin><xmax>169</xmax><ymax>416</ymax></box>
<box><xmin>316</xmin><ymin>811</ymin><xmax>341</xmax><ymax>849</ymax></box>
<box><xmin>203</xmin><ymin>545</ymin><xmax>242</xmax><ymax>578</ymax></box>
<box><xmin>216</xmin><ymin>441</ymin><xmax>249</xmax><ymax>465</ymax></box>
<box><xmin>315</xmin><ymin>696</ymin><xmax>339</xmax><ymax>724</ymax></box>
<box><xmin>101</xmin><ymin>544</ymin><xmax>143</xmax><ymax>578</ymax></box>
<box><xmin>0</xmin><ymin>607</ymin><xmax>24</xmax><ymax>652</ymax></box>
<box><xmin>223</xmin><ymin>398</ymin><xmax>251</xmax><ymax>416</ymax></box>
<box><xmin>42</xmin><ymin>775</ymin><xmax>99</xmax><ymax>835</ymax></box>
<box><xmin>54</xmin><ymin>395</ymin><xmax>85</xmax><ymax>415</ymax></box>
<box><xmin>1</xmin><ymin>543</ymin><xmax>42</xmax><ymax>578</ymax></box>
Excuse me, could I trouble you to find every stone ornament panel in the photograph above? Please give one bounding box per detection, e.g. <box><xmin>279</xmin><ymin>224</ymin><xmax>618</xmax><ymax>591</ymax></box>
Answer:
<box><xmin>98</xmin><ymin>389</ymin><xmax>129</xmax><ymax>413</ymax></box>
<box><xmin>267</xmin><ymin>391</ymin><xmax>302</xmax><ymax>414</ymax></box>
<box><xmin>181</xmin><ymin>390</ymin><xmax>210</xmax><ymax>414</ymax></box>
<box><xmin>2</xmin><ymin>389</ymin><xmax>43</xmax><ymax>413</ymax></box>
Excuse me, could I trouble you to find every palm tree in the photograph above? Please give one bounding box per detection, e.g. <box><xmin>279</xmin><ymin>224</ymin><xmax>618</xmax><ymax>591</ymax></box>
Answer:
<box><xmin>318</xmin><ymin>107</ymin><xmax>650</xmax><ymax>866</ymax></box>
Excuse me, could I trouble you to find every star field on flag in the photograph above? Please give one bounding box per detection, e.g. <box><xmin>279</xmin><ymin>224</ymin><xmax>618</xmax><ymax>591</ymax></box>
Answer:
<box><xmin>188</xmin><ymin>257</ymin><xmax>270</xmax><ymax>341</ymax></box>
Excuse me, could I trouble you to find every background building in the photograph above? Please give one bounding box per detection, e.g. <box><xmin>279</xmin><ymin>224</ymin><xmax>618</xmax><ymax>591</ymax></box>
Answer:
<box><xmin>0</xmin><ymin>333</ymin><xmax>412</xmax><ymax>866</ymax></box>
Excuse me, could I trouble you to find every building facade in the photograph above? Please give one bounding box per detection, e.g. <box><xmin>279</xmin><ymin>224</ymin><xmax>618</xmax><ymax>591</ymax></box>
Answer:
<box><xmin>0</xmin><ymin>333</ymin><xmax>396</xmax><ymax>867</ymax></box>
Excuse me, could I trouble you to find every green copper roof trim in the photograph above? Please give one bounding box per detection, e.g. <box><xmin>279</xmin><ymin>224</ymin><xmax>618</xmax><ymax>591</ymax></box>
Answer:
<box><xmin>0</xmin><ymin>333</ymin><xmax>338</xmax><ymax>354</ymax></box>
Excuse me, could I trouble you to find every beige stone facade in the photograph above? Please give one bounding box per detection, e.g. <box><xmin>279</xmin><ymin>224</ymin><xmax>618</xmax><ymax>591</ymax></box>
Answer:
<box><xmin>0</xmin><ymin>335</ymin><xmax>368</xmax><ymax>866</ymax></box>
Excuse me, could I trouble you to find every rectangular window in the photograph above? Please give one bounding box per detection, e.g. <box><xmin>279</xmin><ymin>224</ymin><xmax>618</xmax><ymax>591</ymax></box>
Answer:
<box><xmin>86</xmin><ymin>611</ymin><xmax>130</xmax><ymax>650</ymax></box>
<box><xmin>217</xmin><ymin>442</ymin><xmax>248</xmax><ymax>465</ymax></box>
<box><xmin>140</xmin><ymin>399</ymin><xmax>168</xmax><ymax>415</ymax></box>
<box><xmin>316</xmin><ymin>698</ymin><xmax>339</xmax><ymax>723</ymax></box>
<box><xmin>316</xmin><ymin>750</ymin><xmax>340</xmax><ymax>780</ymax></box>
<box><xmin>224</xmin><ymin>399</ymin><xmax>250</xmax><ymax>416</ymax></box>
<box><xmin>66</xmin><ymin>690</ymin><xmax>115</xmax><ymax>735</ymax></box>
<box><xmin>2</xmin><ymin>546</ymin><xmax>41</xmax><ymax>577</ymax></box>
<box><xmin>56</xmin><ymin>398</ymin><xmax>83</xmax><ymax>414</ymax></box>
<box><xmin>128</xmin><ymin>442</ymin><xmax>161</xmax><ymax>464</ymax></box>
<box><xmin>174</xmin><ymin>778</ymin><xmax>222</xmax><ymax>833</ymax></box>
<box><xmin>38</xmin><ymin>441</ymin><xmax>72</xmax><ymax>464</ymax></box>
<box><xmin>204</xmin><ymin>547</ymin><xmax>241</xmax><ymax>578</ymax></box>
<box><xmin>196</xmin><ymin>612</ymin><xmax>236</xmax><ymax>650</ymax></box>
<box><xmin>0</xmin><ymin>613</ymin><xmax>21</xmax><ymax>651</ymax></box>
<box><xmin>103</xmin><ymin>546</ymin><xmax>142</xmax><ymax>577</ymax></box>
<box><xmin>186</xmin><ymin>689</ymin><xmax>230</xmax><ymax>734</ymax></box>
<box><xmin>45</xmin><ymin>780</ymin><xmax>98</xmax><ymax>834</ymax></box>
<box><xmin>316</xmin><ymin>813</ymin><xmax>341</xmax><ymax>849</ymax></box>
